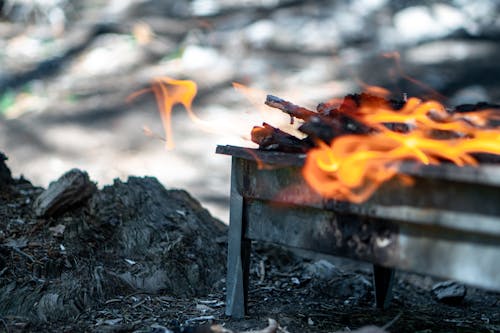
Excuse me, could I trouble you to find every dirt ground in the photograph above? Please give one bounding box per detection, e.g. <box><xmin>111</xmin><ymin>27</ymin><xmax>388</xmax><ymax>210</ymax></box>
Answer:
<box><xmin>1</xmin><ymin>1</ymin><xmax>500</xmax><ymax>332</ymax></box>
<box><xmin>0</xmin><ymin>163</ymin><xmax>499</xmax><ymax>333</ymax></box>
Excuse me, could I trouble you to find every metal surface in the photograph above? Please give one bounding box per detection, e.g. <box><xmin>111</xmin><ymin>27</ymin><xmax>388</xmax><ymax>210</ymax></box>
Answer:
<box><xmin>373</xmin><ymin>265</ymin><xmax>395</xmax><ymax>309</ymax></box>
<box><xmin>217</xmin><ymin>145</ymin><xmax>500</xmax><ymax>317</ymax></box>
<box><xmin>225</xmin><ymin>158</ymin><xmax>249</xmax><ymax>318</ymax></box>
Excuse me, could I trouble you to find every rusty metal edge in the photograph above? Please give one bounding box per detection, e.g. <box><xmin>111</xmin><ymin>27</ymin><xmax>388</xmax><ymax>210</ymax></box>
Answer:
<box><xmin>216</xmin><ymin>145</ymin><xmax>500</xmax><ymax>186</ymax></box>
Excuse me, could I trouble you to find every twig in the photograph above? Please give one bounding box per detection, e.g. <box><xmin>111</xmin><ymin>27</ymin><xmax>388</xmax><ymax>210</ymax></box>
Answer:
<box><xmin>381</xmin><ymin>312</ymin><xmax>402</xmax><ymax>330</ymax></box>
<box><xmin>11</xmin><ymin>247</ymin><xmax>35</xmax><ymax>263</ymax></box>
<box><xmin>186</xmin><ymin>315</ymin><xmax>215</xmax><ymax>324</ymax></box>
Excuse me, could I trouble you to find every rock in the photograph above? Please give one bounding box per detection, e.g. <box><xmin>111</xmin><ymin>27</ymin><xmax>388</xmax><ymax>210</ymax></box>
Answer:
<box><xmin>432</xmin><ymin>280</ymin><xmax>467</xmax><ymax>305</ymax></box>
<box><xmin>33</xmin><ymin>168</ymin><xmax>97</xmax><ymax>217</ymax></box>
<box><xmin>306</xmin><ymin>260</ymin><xmax>372</xmax><ymax>302</ymax></box>
<box><xmin>305</xmin><ymin>259</ymin><xmax>340</xmax><ymax>280</ymax></box>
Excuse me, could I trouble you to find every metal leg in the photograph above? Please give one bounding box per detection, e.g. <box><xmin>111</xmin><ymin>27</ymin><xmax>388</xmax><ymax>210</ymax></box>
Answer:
<box><xmin>241</xmin><ymin>238</ymin><xmax>251</xmax><ymax>314</ymax></box>
<box><xmin>373</xmin><ymin>264</ymin><xmax>395</xmax><ymax>309</ymax></box>
<box><xmin>225</xmin><ymin>158</ymin><xmax>250</xmax><ymax>318</ymax></box>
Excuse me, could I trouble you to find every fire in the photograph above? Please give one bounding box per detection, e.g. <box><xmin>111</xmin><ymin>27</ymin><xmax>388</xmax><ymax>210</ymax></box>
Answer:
<box><xmin>303</xmin><ymin>96</ymin><xmax>500</xmax><ymax>203</ymax></box>
<box><xmin>133</xmin><ymin>76</ymin><xmax>499</xmax><ymax>204</ymax></box>
<box><xmin>128</xmin><ymin>76</ymin><xmax>199</xmax><ymax>149</ymax></box>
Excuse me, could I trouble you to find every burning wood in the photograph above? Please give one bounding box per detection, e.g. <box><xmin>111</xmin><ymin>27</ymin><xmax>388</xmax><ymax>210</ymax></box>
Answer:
<box><xmin>250</xmin><ymin>122</ymin><xmax>312</xmax><ymax>153</ymax></box>
<box><xmin>264</xmin><ymin>95</ymin><xmax>317</xmax><ymax>122</ymax></box>
<box><xmin>253</xmin><ymin>93</ymin><xmax>500</xmax><ymax>203</ymax></box>
<box><xmin>263</xmin><ymin>94</ymin><xmax>371</xmax><ymax>144</ymax></box>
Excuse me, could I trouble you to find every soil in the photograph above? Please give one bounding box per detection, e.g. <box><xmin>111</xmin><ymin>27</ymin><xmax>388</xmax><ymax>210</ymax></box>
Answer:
<box><xmin>0</xmin><ymin>156</ymin><xmax>499</xmax><ymax>333</ymax></box>
<box><xmin>1</xmin><ymin>1</ymin><xmax>500</xmax><ymax>332</ymax></box>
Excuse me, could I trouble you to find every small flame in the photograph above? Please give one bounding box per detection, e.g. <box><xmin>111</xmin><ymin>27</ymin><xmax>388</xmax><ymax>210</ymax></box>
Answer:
<box><xmin>129</xmin><ymin>77</ymin><xmax>200</xmax><ymax>149</ymax></box>
<box><xmin>303</xmin><ymin>95</ymin><xmax>500</xmax><ymax>203</ymax></box>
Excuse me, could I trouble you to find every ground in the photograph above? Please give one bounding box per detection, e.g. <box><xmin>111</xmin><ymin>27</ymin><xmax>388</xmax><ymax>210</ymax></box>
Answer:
<box><xmin>0</xmin><ymin>162</ymin><xmax>499</xmax><ymax>332</ymax></box>
<box><xmin>0</xmin><ymin>1</ymin><xmax>500</xmax><ymax>332</ymax></box>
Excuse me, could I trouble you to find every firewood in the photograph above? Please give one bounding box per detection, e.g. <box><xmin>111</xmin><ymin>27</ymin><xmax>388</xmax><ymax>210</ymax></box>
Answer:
<box><xmin>251</xmin><ymin>123</ymin><xmax>312</xmax><ymax>153</ymax></box>
<box><xmin>33</xmin><ymin>168</ymin><xmax>97</xmax><ymax>217</ymax></box>
<box><xmin>265</xmin><ymin>95</ymin><xmax>317</xmax><ymax>122</ymax></box>
<box><xmin>264</xmin><ymin>95</ymin><xmax>372</xmax><ymax>145</ymax></box>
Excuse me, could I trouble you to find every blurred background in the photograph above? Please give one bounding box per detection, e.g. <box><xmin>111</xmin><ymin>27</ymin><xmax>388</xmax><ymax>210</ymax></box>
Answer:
<box><xmin>1</xmin><ymin>0</ymin><xmax>499</xmax><ymax>222</ymax></box>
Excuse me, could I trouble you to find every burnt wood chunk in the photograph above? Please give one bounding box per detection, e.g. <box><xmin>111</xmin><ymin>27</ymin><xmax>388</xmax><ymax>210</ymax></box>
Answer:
<box><xmin>34</xmin><ymin>168</ymin><xmax>97</xmax><ymax>217</ymax></box>
<box><xmin>264</xmin><ymin>94</ymin><xmax>376</xmax><ymax>145</ymax></box>
<box><xmin>251</xmin><ymin>123</ymin><xmax>312</xmax><ymax>153</ymax></box>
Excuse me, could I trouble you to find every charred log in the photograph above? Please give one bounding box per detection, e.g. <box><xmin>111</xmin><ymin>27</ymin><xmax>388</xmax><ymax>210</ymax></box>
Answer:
<box><xmin>265</xmin><ymin>95</ymin><xmax>316</xmax><ymax>122</ymax></box>
<box><xmin>251</xmin><ymin>123</ymin><xmax>312</xmax><ymax>153</ymax></box>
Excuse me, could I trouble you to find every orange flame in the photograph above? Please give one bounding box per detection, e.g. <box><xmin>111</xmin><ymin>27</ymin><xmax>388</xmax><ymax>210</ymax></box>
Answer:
<box><xmin>128</xmin><ymin>77</ymin><xmax>199</xmax><ymax>149</ymax></box>
<box><xmin>303</xmin><ymin>96</ymin><xmax>500</xmax><ymax>203</ymax></box>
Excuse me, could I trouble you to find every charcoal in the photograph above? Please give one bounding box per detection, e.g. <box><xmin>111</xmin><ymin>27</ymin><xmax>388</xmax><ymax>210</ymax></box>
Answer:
<box><xmin>298</xmin><ymin>116</ymin><xmax>340</xmax><ymax>143</ymax></box>
<box><xmin>251</xmin><ymin>123</ymin><xmax>312</xmax><ymax>153</ymax></box>
<box><xmin>338</xmin><ymin>93</ymin><xmax>405</xmax><ymax>111</ymax></box>
<box><xmin>265</xmin><ymin>95</ymin><xmax>316</xmax><ymax>121</ymax></box>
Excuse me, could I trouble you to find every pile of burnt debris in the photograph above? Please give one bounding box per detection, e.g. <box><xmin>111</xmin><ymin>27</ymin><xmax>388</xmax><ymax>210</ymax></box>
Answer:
<box><xmin>252</xmin><ymin>92</ymin><xmax>500</xmax><ymax>160</ymax></box>
<box><xmin>0</xmin><ymin>153</ymin><xmax>499</xmax><ymax>332</ymax></box>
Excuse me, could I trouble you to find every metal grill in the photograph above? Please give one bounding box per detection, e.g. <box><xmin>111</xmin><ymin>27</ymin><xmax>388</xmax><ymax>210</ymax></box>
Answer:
<box><xmin>216</xmin><ymin>145</ymin><xmax>500</xmax><ymax>318</ymax></box>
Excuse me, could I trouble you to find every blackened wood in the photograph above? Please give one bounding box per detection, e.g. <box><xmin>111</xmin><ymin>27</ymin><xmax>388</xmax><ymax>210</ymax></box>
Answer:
<box><xmin>33</xmin><ymin>169</ymin><xmax>97</xmax><ymax>217</ymax></box>
<box><xmin>216</xmin><ymin>145</ymin><xmax>305</xmax><ymax>167</ymax></box>
<box><xmin>265</xmin><ymin>94</ymin><xmax>373</xmax><ymax>144</ymax></box>
<box><xmin>251</xmin><ymin>123</ymin><xmax>312</xmax><ymax>153</ymax></box>
<box><xmin>265</xmin><ymin>95</ymin><xmax>317</xmax><ymax>121</ymax></box>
